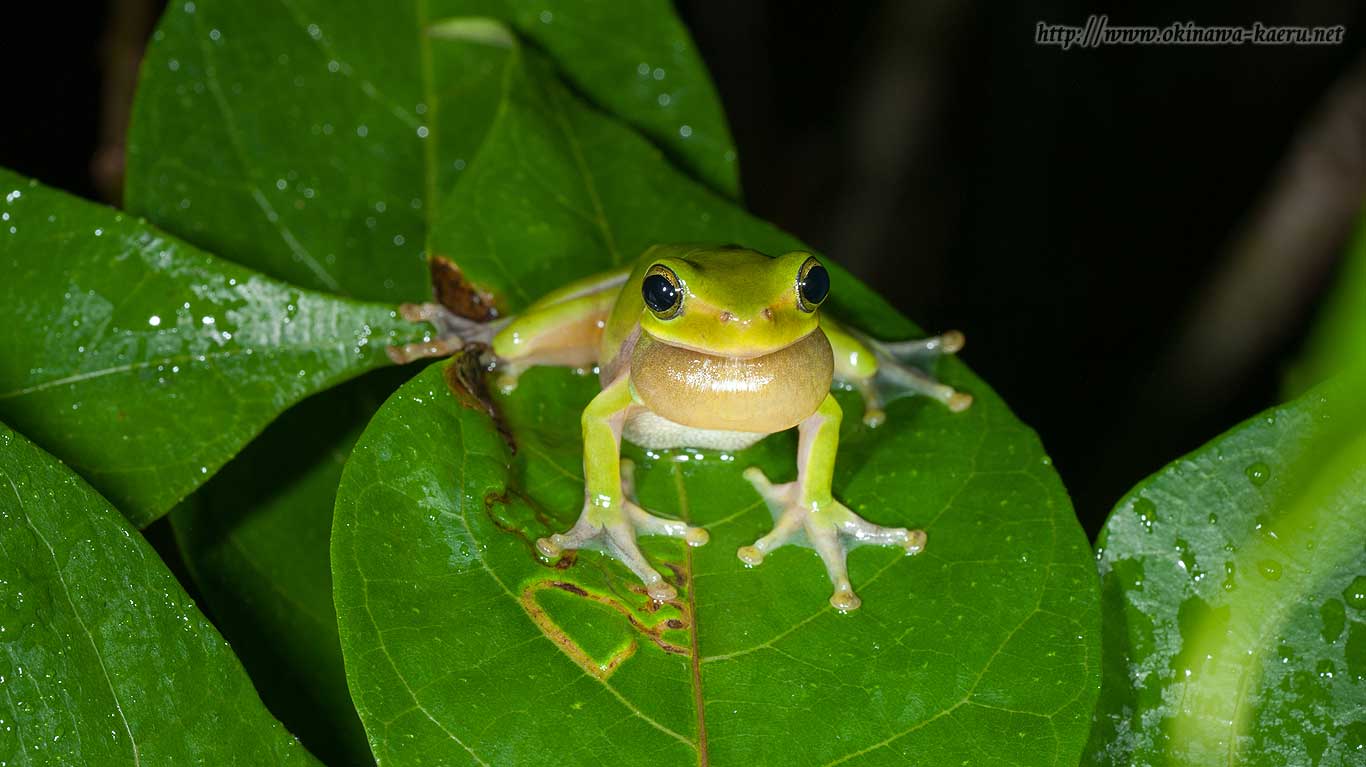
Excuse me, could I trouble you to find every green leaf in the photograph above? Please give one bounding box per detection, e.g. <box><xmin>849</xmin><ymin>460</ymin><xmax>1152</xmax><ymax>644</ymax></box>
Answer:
<box><xmin>168</xmin><ymin>370</ymin><xmax>412</xmax><ymax>767</ymax></box>
<box><xmin>431</xmin><ymin>48</ymin><xmax>906</xmax><ymax>335</ymax></box>
<box><xmin>333</xmin><ymin>43</ymin><xmax>1098</xmax><ymax>767</ymax></box>
<box><xmin>437</xmin><ymin>2</ymin><xmax>738</xmax><ymax>197</ymax></box>
<box><xmin>1085</xmin><ymin>377</ymin><xmax>1366</xmax><ymax>766</ymax></box>
<box><xmin>0</xmin><ymin>170</ymin><xmax>422</xmax><ymax>526</ymax></box>
<box><xmin>334</xmin><ymin>352</ymin><xmax>1097</xmax><ymax>764</ymax></box>
<box><xmin>1286</xmin><ymin>210</ymin><xmax>1366</xmax><ymax>397</ymax></box>
<box><xmin>0</xmin><ymin>422</ymin><xmax>322</xmax><ymax>766</ymax></box>
<box><xmin>126</xmin><ymin>0</ymin><xmax>735</xmax><ymax>302</ymax></box>
<box><xmin>127</xmin><ymin>12</ymin><xmax>734</xmax><ymax>753</ymax></box>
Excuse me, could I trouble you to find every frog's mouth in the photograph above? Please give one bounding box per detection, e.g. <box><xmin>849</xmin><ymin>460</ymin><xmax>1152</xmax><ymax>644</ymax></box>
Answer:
<box><xmin>639</xmin><ymin>325</ymin><xmax>819</xmax><ymax>360</ymax></box>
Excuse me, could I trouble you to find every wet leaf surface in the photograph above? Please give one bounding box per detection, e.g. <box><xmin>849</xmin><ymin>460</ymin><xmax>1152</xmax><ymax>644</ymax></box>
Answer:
<box><xmin>1085</xmin><ymin>378</ymin><xmax>1366</xmax><ymax>766</ymax></box>
<box><xmin>124</xmin><ymin>13</ymin><xmax>736</xmax><ymax>752</ymax></box>
<box><xmin>332</xmin><ymin>50</ymin><xmax>1098</xmax><ymax>765</ymax></box>
<box><xmin>126</xmin><ymin>0</ymin><xmax>735</xmax><ymax>303</ymax></box>
<box><xmin>334</xmin><ymin>354</ymin><xmax>1096</xmax><ymax>765</ymax></box>
<box><xmin>0</xmin><ymin>170</ymin><xmax>423</xmax><ymax>526</ymax></box>
<box><xmin>0</xmin><ymin>422</ymin><xmax>321</xmax><ymax>766</ymax></box>
<box><xmin>429</xmin><ymin>48</ymin><xmax>908</xmax><ymax>335</ymax></box>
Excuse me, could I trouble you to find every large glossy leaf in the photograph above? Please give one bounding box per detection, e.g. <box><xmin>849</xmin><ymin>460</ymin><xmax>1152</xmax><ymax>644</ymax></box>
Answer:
<box><xmin>1085</xmin><ymin>377</ymin><xmax>1366</xmax><ymax>766</ymax></box>
<box><xmin>126</xmin><ymin>0</ymin><xmax>735</xmax><ymax>303</ymax></box>
<box><xmin>167</xmin><ymin>370</ymin><xmax>412</xmax><ymax>767</ymax></box>
<box><xmin>0</xmin><ymin>422</ymin><xmax>321</xmax><ymax>766</ymax></box>
<box><xmin>332</xmin><ymin>47</ymin><xmax>1099</xmax><ymax>764</ymax></box>
<box><xmin>430</xmin><ymin>47</ymin><xmax>906</xmax><ymax>334</ymax></box>
<box><xmin>335</xmin><ymin>358</ymin><xmax>1097</xmax><ymax>765</ymax></box>
<box><xmin>0</xmin><ymin>170</ymin><xmax>423</xmax><ymax>526</ymax></box>
<box><xmin>126</xmin><ymin>9</ymin><xmax>732</xmax><ymax>756</ymax></box>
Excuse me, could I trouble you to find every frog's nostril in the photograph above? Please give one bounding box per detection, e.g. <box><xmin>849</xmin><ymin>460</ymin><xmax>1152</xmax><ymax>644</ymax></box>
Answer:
<box><xmin>719</xmin><ymin>311</ymin><xmax>735</xmax><ymax>323</ymax></box>
<box><xmin>761</xmin><ymin>307</ymin><xmax>775</xmax><ymax>321</ymax></box>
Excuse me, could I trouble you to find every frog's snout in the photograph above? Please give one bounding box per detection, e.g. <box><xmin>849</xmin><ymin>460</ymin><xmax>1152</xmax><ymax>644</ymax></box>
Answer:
<box><xmin>716</xmin><ymin>307</ymin><xmax>775</xmax><ymax>326</ymax></box>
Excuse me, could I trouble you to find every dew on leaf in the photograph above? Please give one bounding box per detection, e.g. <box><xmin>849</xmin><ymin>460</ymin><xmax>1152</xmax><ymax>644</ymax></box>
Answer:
<box><xmin>1344</xmin><ymin>575</ymin><xmax>1366</xmax><ymax>610</ymax></box>
<box><xmin>1133</xmin><ymin>497</ymin><xmax>1158</xmax><ymax>532</ymax></box>
<box><xmin>1257</xmin><ymin>559</ymin><xmax>1283</xmax><ymax>581</ymax></box>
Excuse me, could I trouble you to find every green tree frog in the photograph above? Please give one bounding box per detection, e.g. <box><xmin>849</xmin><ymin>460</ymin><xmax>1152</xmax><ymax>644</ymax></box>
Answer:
<box><xmin>392</xmin><ymin>245</ymin><xmax>970</xmax><ymax>611</ymax></box>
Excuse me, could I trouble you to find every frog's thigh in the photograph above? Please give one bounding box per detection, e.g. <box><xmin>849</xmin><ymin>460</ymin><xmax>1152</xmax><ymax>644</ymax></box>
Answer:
<box><xmin>489</xmin><ymin>292</ymin><xmax>614</xmax><ymax>387</ymax></box>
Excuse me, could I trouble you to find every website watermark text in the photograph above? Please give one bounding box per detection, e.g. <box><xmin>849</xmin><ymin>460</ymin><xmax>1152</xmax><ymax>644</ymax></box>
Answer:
<box><xmin>1036</xmin><ymin>16</ymin><xmax>1346</xmax><ymax>50</ymax></box>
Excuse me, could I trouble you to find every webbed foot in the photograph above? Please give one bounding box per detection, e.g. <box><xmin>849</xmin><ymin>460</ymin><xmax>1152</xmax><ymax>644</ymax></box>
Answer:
<box><xmin>386</xmin><ymin>302</ymin><xmax>504</xmax><ymax>365</ymax></box>
<box><xmin>859</xmin><ymin>329</ymin><xmax>972</xmax><ymax>426</ymax></box>
<box><xmin>738</xmin><ymin>467</ymin><xmax>925</xmax><ymax>612</ymax></box>
<box><xmin>536</xmin><ymin>460</ymin><xmax>708</xmax><ymax>602</ymax></box>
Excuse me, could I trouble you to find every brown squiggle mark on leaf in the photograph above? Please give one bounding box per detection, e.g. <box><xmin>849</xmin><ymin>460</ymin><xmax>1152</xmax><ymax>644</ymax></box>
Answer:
<box><xmin>520</xmin><ymin>578</ymin><xmax>691</xmax><ymax>679</ymax></box>
<box><xmin>443</xmin><ymin>352</ymin><xmax>515</xmax><ymax>451</ymax></box>
<box><xmin>483</xmin><ymin>489</ymin><xmax>576</xmax><ymax>571</ymax></box>
<box><xmin>551</xmin><ymin>581</ymin><xmax>588</xmax><ymax>597</ymax></box>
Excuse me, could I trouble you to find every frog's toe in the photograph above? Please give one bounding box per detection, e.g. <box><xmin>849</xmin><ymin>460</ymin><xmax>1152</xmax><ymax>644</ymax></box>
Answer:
<box><xmin>538</xmin><ymin>489</ymin><xmax>701</xmax><ymax>602</ymax></box>
<box><xmin>739</xmin><ymin>481</ymin><xmax>927</xmax><ymax>610</ymax></box>
<box><xmin>883</xmin><ymin>329</ymin><xmax>965</xmax><ymax>359</ymax></box>
<box><xmin>737</xmin><ymin>470</ymin><xmax>806</xmax><ymax>566</ymax></box>
<box><xmin>839</xmin><ymin>513</ymin><xmax>928</xmax><ymax>556</ymax></box>
<box><xmin>645</xmin><ymin>579</ymin><xmax>677</xmax><ymax>602</ymax></box>
<box><xmin>939</xmin><ymin>329</ymin><xmax>965</xmax><ymax>354</ymax></box>
<box><xmin>535</xmin><ymin>514</ymin><xmax>600</xmax><ymax>558</ymax></box>
<box><xmin>602</xmin><ymin>522</ymin><xmax>678</xmax><ymax>603</ymax></box>
<box><xmin>386</xmin><ymin>336</ymin><xmax>464</xmax><ymax>365</ymax></box>
<box><xmin>805</xmin><ymin>516</ymin><xmax>863</xmax><ymax>612</ymax></box>
<box><xmin>623</xmin><ymin>501</ymin><xmax>709</xmax><ymax>547</ymax></box>
<box><xmin>741</xmin><ymin>467</ymin><xmax>794</xmax><ymax>506</ymax></box>
<box><xmin>737</xmin><ymin>545</ymin><xmax>765</xmax><ymax>566</ymax></box>
<box><xmin>829</xmin><ymin>587</ymin><xmax>862</xmax><ymax>612</ymax></box>
<box><xmin>876</xmin><ymin>360</ymin><xmax>973</xmax><ymax>414</ymax></box>
<box><xmin>493</xmin><ymin>366</ymin><xmax>524</xmax><ymax>394</ymax></box>
<box><xmin>535</xmin><ymin>536</ymin><xmax>561</xmax><ymax>558</ymax></box>
<box><xmin>387</xmin><ymin>302</ymin><xmax>502</xmax><ymax>363</ymax></box>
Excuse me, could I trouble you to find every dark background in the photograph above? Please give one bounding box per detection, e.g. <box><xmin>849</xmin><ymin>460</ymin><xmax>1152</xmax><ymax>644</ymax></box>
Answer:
<box><xmin>2</xmin><ymin>1</ymin><xmax>1363</xmax><ymax>535</ymax></box>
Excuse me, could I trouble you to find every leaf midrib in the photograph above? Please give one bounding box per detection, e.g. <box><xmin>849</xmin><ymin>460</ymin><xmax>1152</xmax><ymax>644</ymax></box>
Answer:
<box><xmin>0</xmin><ymin>342</ymin><xmax>374</xmax><ymax>401</ymax></box>
<box><xmin>187</xmin><ymin>9</ymin><xmax>340</xmax><ymax>294</ymax></box>
<box><xmin>671</xmin><ymin>463</ymin><xmax>708</xmax><ymax>766</ymax></box>
<box><xmin>4</xmin><ymin>470</ymin><xmax>142</xmax><ymax>766</ymax></box>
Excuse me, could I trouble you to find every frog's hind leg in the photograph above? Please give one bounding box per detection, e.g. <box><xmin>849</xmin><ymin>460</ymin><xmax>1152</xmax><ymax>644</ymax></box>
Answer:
<box><xmin>874</xmin><ymin>350</ymin><xmax>973</xmax><ymax>413</ymax></box>
<box><xmin>386</xmin><ymin>303</ymin><xmax>506</xmax><ymax>364</ymax></box>
<box><xmin>387</xmin><ymin>265</ymin><xmax>628</xmax><ymax>387</ymax></box>
<box><xmin>882</xmin><ymin>329</ymin><xmax>965</xmax><ymax>358</ymax></box>
<box><xmin>824</xmin><ymin>318</ymin><xmax>971</xmax><ymax>426</ymax></box>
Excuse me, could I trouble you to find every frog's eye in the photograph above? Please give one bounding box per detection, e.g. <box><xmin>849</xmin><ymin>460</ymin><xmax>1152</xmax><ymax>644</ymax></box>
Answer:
<box><xmin>797</xmin><ymin>257</ymin><xmax>830</xmax><ymax>312</ymax></box>
<box><xmin>642</xmin><ymin>265</ymin><xmax>683</xmax><ymax>318</ymax></box>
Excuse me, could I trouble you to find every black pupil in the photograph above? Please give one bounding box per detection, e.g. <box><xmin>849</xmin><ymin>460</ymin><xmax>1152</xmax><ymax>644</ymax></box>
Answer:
<box><xmin>642</xmin><ymin>274</ymin><xmax>678</xmax><ymax>313</ymax></box>
<box><xmin>801</xmin><ymin>265</ymin><xmax>830</xmax><ymax>306</ymax></box>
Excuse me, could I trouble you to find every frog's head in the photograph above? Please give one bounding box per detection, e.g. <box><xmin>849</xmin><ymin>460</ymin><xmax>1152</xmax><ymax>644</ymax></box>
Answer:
<box><xmin>635</xmin><ymin>245</ymin><xmax>829</xmax><ymax>357</ymax></box>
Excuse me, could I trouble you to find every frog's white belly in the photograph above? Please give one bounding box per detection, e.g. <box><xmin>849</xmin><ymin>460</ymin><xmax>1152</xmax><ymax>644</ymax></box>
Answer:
<box><xmin>622</xmin><ymin>408</ymin><xmax>768</xmax><ymax>451</ymax></box>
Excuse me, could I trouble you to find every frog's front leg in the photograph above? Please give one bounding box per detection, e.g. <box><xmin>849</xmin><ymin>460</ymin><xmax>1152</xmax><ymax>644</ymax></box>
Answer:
<box><xmin>535</xmin><ymin>376</ymin><xmax>709</xmax><ymax>602</ymax></box>
<box><xmin>738</xmin><ymin>394</ymin><xmax>926</xmax><ymax>611</ymax></box>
